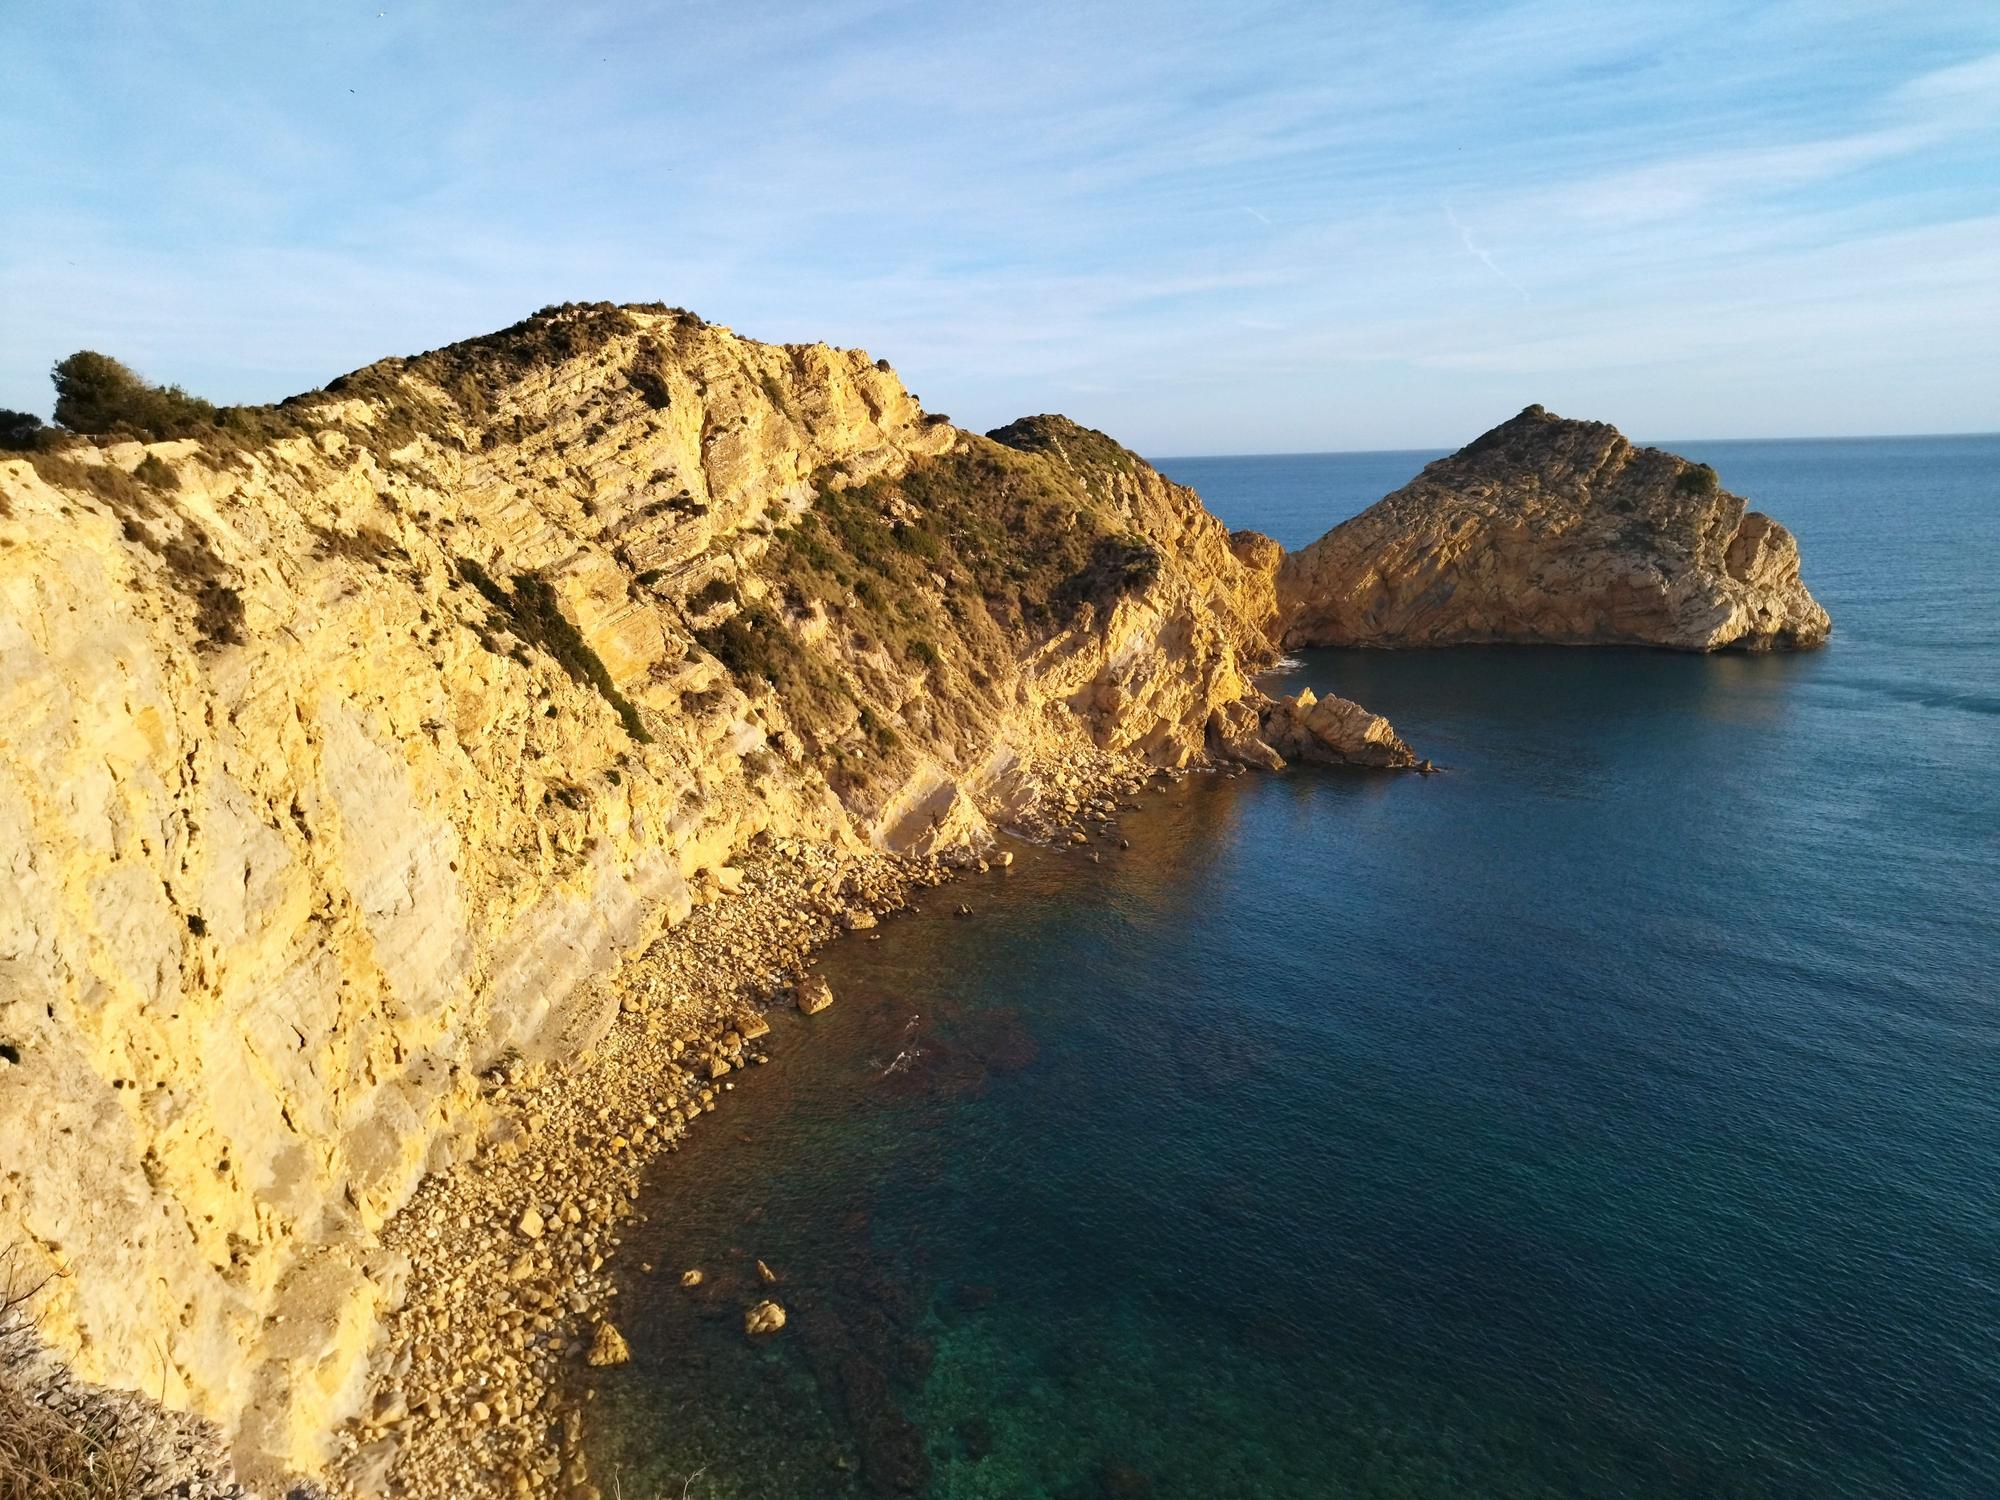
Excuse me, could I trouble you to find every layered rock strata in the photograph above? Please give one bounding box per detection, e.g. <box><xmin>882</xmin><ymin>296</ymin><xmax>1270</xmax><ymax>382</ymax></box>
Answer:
<box><xmin>1276</xmin><ymin>404</ymin><xmax>1831</xmax><ymax>651</ymax></box>
<box><xmin>0</xmin><ymin>305</ymin><xmax>1402</xmax><ymax>1486</ymax></box>
<box><xmin>1261</xmin><ymin>688</ymin><xmax>1417</xmax><ymax>769</ymax></box>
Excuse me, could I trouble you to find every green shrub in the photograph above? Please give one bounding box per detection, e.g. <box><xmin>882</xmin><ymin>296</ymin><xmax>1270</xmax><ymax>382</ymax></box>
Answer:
<box><xmin>0</xmin><ymin>410</ymin><xmax>47</xmax><ymax>451</ymax></box>
<box><xmin>689</xmin><ymin>575</ymin><xmax>737</xmax><ymax>610</ymax></box>
<box><xmin>24</xmin><ymin>452</ymin><xmax>156</xmax><ymax>514</ymax></box>
<box><xmin>51</xmin><ymin>351</ymin><xmax>218</xmax><ymax>440</ymax></box>
<box><xmin>756</xmin><ymin>369</ymin><xmax>797</xmax><ymax>421</ymax></box>
<box><xmin>457</xmin><ymin>560</ymin><xmax>650</xmax><ymax>742</ymax></box>
<box><xmin>30</xmin><ymin>448</ymin><xmax>246</xmax><ymax>649</ymax></box>
<box><xmin>133</xmin><ymin>453</ymin><xmax>178</xmax><ymax>490</ymax></box>
<box><xmin>694</xmin><ymin>606</ymin><xmax>852</xmax><ymax>730</ymax></box>
<box><xmin>1674</xmin><ymin>463</ymin><xmax>1720</xmax><ymax>497</ymax></box>
<box><xmin>892</xmin><ymin>520</ymin><xmax>943</xmax><ymax>561</ymax></box>
<box><xmin>1053</xmin><ymin>531</ymin><xmax>1161</xmax><ymax>614</ymax></box>
<box><xmin>310</xmin><ymin>523</ymin><xmax>405</xmax><ymax>568</ymax></box>
<box><xmin>694</xmin><ymin>605</ymin><xmax>791</xmax><ymax>684</ymax></box>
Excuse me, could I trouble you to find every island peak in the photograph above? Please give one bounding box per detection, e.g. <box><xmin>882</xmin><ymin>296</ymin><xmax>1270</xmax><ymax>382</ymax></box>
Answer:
<box><xmin>1276</xmin><ymin>406</ymin><xmax>1831</xmax><ymax>652</ymax></box>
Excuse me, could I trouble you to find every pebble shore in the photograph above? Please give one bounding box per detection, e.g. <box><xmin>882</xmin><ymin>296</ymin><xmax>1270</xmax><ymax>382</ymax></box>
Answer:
<box><xmin>326</xmin><ymin>750</ymin><xmax>1162</xmax><ymax>1500</ymax></box>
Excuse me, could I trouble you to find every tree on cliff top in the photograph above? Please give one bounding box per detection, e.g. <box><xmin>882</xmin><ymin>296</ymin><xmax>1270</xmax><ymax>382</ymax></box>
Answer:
<box><xmin>51</xmin><ymin>351</ymin><xmax>217</xmax><ymax>440</ymax></box>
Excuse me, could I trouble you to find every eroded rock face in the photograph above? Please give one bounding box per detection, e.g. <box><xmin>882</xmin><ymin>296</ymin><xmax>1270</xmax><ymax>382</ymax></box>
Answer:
<box><xmin>1276</xmin><ymin>405</ymin><xmax>1831</xmax><ymax>652</ymax></box>
<box><xmin>0</xmin><ymin>305</ymin><xmax>1311</xmax><ymax>1477</ymax></box>
<box><xmin>1260</xmin><ymin>688</ymin><xmax>1417</xmax><ymax>769</ymax></box>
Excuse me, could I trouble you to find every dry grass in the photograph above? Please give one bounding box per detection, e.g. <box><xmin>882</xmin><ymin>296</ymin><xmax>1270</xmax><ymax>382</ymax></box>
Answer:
<box><xmin>0</xmin><ymin>1252</ymin><xmax>138</xmax><ymax>1500</ymax></box>
<box><xmin>0</xmin><ymin>1380</ymin><xmax>138</xmax><ymax>1500</ymax></box>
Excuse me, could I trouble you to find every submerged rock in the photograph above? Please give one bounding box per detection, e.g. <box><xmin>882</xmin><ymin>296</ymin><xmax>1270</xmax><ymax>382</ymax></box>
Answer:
<box><xmin>1277</xmin><ymin>404</ymin><xmax>1831</xmax><ymax>651</ymax></box>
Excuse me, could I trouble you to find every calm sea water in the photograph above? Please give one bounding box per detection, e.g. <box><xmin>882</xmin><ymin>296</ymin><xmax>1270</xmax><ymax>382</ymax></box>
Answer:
<box><xmin>590</xmin><ymin>436</ymin><xmax>2000</xmax><ymax>1499</ymax></box>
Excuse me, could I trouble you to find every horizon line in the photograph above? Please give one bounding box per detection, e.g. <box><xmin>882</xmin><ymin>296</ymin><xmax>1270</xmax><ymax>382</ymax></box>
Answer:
<box><xmin>1149</xmin><ymin>429</ymin><xmax>2000</xmax><ymax>463</ymax></box>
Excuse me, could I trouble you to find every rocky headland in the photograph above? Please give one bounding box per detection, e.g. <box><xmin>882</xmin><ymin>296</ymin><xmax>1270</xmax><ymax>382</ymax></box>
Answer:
<box><xmin>0</xmin><ymin>313</ymin><xmax>1827</xmax><ymax>1496</ymax></box>
<box><xmin>0</xmin><ymin>305</ymin><xmax>1392</xmax><ymax>1495</ymax></box>
<box><xmin>1275</xmin><ymin>404</ymin><xmax>1832</xmax><ymax>651</ymax></box>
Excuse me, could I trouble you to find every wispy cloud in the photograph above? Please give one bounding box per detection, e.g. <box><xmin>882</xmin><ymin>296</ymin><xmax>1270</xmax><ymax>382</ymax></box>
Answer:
<box><xmin>2</xmin><ymin>1</ymin><xmax>1996</xmax><ymax>449</ymax></box>
<box><xmin>1444</xmin><ymin>203</ymin><xmax>1530</xmax><ymax>301</ymax></box>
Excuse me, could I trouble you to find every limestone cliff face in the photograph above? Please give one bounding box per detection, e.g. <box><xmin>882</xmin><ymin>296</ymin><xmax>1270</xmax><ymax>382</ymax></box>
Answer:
<box><xmin>0</xmin><ymin>306</ymin><xmax>1288</xmax><ymax>1475</ymax></box>
<box><xmin>1276</xmin><ymin>405</ymin><xmax>1831</xmax><ymax>651</ymax></box>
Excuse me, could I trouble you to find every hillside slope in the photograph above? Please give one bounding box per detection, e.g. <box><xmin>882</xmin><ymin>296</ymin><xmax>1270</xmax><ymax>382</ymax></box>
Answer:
<box><xmin>0</xmin><ymin>304</ymin><xmax>1361</xmax><ymax>1479</ymax></box>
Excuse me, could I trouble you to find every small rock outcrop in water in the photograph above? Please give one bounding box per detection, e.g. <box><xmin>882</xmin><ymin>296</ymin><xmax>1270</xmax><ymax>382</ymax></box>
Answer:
<box><xmin>1276</xmin><ymin>405</ymin><xmax>1831</xmax><ymax>651</ymax></box>
<box><xmin>1260</xmin><ymin>688</ymin><xmax>1416</xmax><ymax>768</ymax></box>
<box><xmin>583</xmin><ymin>1321</ymin><xmax>630</xmax><ymax>1367</ymax></box>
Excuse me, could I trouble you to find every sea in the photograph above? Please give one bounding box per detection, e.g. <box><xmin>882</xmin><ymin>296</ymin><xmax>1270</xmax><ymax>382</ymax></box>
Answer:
<box><xmin>587</xmin><ymin>435</ymin><xmax>2000</xmax><ymax>1499</ymax></box>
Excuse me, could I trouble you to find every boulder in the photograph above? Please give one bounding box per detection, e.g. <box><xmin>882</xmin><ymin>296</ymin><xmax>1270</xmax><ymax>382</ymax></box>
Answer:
<box><xmin>796</xmin><ymin>977</ymin><xmax>833</xmax><ymax>1015</ymax></box>
<box><xmin>1260</xmin><ymin>687</ymin><xmax>1416</xmax><ymax>769</ymax></box>
<box><xmin>1207</xmin><ymin>698</ymin><xmax>1287</xmax><ymax>770</ymax></box>
<box><xmin>744</xmin><ymin>1300</ymin><xmax>787</xmax><ymax>1336</ymax></box>
<box><xmin>585</xmin><ymin>1321</ymin><xmax>630</xmax><ymax>1367</ymax></box>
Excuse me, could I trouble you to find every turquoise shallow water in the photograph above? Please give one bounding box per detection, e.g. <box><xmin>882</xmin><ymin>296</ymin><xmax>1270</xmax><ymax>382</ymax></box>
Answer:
<box><xmin>591</xmin><ymin>436</ymin><xmax>2000</xmax><ymax>1498</ymax></box>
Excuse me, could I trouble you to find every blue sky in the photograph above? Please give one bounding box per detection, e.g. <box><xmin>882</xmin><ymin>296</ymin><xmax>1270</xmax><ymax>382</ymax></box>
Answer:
<box><xmin>3</xmin><ymin>1</ymin><xmax>1996</xmax><ymax>452</ymax></box>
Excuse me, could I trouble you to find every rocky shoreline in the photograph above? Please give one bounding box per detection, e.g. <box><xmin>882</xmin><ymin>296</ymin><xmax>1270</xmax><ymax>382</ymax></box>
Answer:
<box><xmin>0</xmin><ymin>302</ymin><xmax>1828</xmax><ymax>1497</ymax></box>
<box><xmin>324</xmin><ymin>750</ymin><xmax>1158</xmax><ymax>1500</ymax></box>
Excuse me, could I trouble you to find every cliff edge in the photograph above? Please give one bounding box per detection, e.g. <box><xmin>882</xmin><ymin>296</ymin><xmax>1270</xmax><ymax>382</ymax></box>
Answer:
<box><xmin>1276</xmin><ymin>405</ymin><xmax>1831</xmax><ymax>651</ymax></box>
<box><xmin>0</xmin><ymin>305</ymin><xmax>1396</xmax><ymax>1486</ymax></box>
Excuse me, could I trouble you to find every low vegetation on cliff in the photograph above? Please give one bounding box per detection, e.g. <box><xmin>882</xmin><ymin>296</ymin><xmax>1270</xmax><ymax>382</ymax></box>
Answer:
<box><xmin>692</xmin><ymin>432</ymin><xmax>1177</xmax><ymax>800</ymax></box>
<box><xmin>15</xmin><ymin>302</ymin><xmax>1832</xmax><ymax>1495</ymax></box>
<box><xmin>0</xmin><ymin>304</ymin><xmax>1305</xmax><ymax>1489</ymax></box>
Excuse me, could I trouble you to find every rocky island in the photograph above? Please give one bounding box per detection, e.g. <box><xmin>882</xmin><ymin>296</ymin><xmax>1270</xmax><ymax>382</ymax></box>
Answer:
<box><xmin>0</xmin><ymin>308</ymin><xmax>1826</xmax><ymax>1496</ymax></box>
<box><xmin>1277</xmin><ymin>403</ymin><xmax>1832</xmax><ymax>651</ymax></box>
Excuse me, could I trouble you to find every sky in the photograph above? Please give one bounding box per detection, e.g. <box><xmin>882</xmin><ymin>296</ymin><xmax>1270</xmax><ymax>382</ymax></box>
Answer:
<box><xmin>3</xmin><ymin>1</ymin><xmax>1996</xmax><ymax>454</ymax></box>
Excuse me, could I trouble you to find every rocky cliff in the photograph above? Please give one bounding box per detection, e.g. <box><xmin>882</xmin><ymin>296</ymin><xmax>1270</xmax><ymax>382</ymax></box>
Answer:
<box><xmin>0</xmin><ymin>304</ymin><xmax>1384</xmax><ymax>1483</ymax></box>
<box><xmin>1276</xmin><ymin>405</ymin><xmax>1831</xmax><ymax>651</ymax></box>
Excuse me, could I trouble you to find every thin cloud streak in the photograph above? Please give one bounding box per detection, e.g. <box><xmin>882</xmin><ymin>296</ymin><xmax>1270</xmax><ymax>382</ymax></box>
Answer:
<box><xmin>1444</xmin><ymin>204</ymin><xmax>1530</xmax><ymax>302</ymax></box>
<box><xmin>2</xmin><ymin>2</ymin><xmax>1997</xmax><ymax>450</ymax></box>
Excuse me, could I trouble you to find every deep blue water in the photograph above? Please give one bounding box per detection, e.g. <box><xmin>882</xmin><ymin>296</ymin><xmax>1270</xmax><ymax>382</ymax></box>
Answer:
<box><xmin>592</xmin><ymin>436</ymin><xmax>2000</xmax><ymax>1498</ymax></box>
